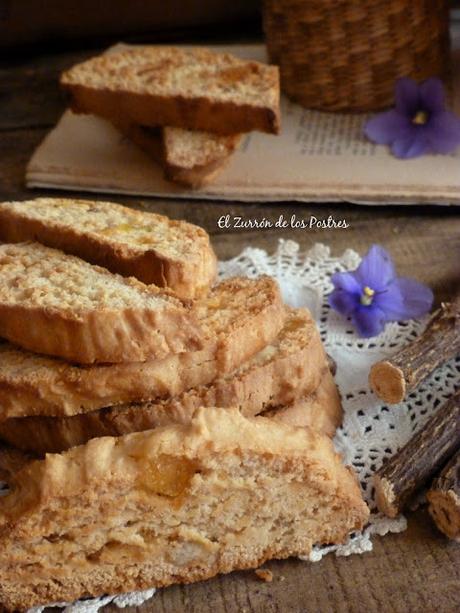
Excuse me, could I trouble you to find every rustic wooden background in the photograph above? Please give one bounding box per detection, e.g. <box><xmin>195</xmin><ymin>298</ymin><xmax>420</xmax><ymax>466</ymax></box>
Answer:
<box><xmin>1</xmin><ymin>41</ymin><xmax>460</xmax><ymax>613</ymax></box>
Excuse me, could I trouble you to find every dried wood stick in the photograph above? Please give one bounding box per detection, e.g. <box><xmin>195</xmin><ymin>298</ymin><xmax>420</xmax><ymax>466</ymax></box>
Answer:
<box><xmin>374</xmin><ymin>390</ymin><xmax>460</xmax><ymax>518</ymax></box>
<box><xmin>369</xmin><ymin>300</ymin><xmax>460</xmax><ymax>404</ymax></box>
<box><xmin>427</xmin><ymin>450</ymin><xmax>460</xmax><ymax>541</ymax></box>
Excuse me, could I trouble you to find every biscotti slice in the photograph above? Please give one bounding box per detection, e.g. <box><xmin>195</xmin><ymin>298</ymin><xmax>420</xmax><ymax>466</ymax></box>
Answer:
<box><xmin>0</xmin><ymin>198</ymin><xmax>217</xmax><ymax>298</ymax></box>
<box><xmin>119</xmin><ymin>123</ymin><xmax>242</xmax><ymax>188</ymax></box>
<box><xmin>0</xmin><ymin>306</ymin><xmax>321</xmax><ymax>452</ymax></box>
<box><xmin>264</xmin><ymin>369</ymin><xmax>343</xmax><ymax>438</ymax></box>
<box><xmin>0</xmin><ymin>242</ymin><xmax>203</xmax><ymax>364</ymax></box>
<box><xmin>0</xmin><ymin>362</ymin><xmax>337</xmax><ymax>456</ymax></box>
<box><xmin>0</xmin><ymin>408</ymin><xmax>369</xmax><ymax>610</ymax></box>
<box><xmin>0</xmin><ymin>276</ymin><xmax>284</xmax><ymax>420</ymax></box>
<box><xmin>60</xmin><ymin>46</ymin><xmax>280</xmax><ymax>135</ymax></box>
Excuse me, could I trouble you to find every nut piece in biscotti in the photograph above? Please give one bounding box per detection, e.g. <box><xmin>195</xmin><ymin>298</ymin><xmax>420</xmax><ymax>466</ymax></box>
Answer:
<box><xmin>60</xmin><ymin>46</ymin><xmax>280</xmax><ymax>135</ymax></box>
<box><xmin>0</xmin><ymin>276</ymin><xmax>284</xmax><ymax>422</ymax></box>
<box><xmin>0</xmin><ymin>198</ymin><xmax>217</xmax><ymax>299</ymax></box>
<box><xmin>0</xmin><ymin>242</ymin><xmax>204</xmax><ymax>364</ymax></box>
<box><xmin>117</xmin><ymin>123</ymin><xmax>242</xmax><ymax>188</ymax></box>
<box><xmin>0</xmin><ymin>408</ymin><xmax>369</xmax><ymax>611</ymax></box>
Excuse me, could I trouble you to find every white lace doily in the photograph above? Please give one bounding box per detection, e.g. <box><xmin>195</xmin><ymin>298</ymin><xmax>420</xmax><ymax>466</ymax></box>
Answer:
<box><xmin>2</xmin><ymin>240</ymin><xmax>458</xmax><ymax>612</ymax></box>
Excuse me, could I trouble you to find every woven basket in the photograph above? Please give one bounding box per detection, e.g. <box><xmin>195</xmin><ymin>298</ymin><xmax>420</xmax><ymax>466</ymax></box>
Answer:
<box><xmin>263</xmin><ymin>0</ymin><xmax>450</xmax><ymax>112</ymax></box>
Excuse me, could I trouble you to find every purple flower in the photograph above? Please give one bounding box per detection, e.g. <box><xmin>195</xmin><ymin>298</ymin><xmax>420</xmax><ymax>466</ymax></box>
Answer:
<box><xmin>364</xmin><ymin>77</ymin><xmax>460</xmax><ymax>159</ymax></box>
<box><xmin>329</xmin><ymin>245</ymin><xmax>433</xmax><ymax>338</ymax></box>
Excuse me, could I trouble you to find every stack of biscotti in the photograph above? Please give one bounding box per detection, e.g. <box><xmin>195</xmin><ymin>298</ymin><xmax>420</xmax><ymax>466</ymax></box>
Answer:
<box><xmin>0</xmin><ymin>197</ymin><xmax>342</xmax><ymax>456</ymax></box>
<box><xmin>0</xmin><ymin>198</ymin><xmax>367</xmax><ymax>609</ymax></box>
<box><xmin>59</xmin><ymin>46</ymin><xmax>281</xmax><ymax>187</ymax></box>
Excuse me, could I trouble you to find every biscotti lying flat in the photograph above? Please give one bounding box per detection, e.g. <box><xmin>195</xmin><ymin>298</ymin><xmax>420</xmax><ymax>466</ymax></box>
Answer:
<box><xmin>0</xmin><ymin>408</ymin><xmax>368</xmax><ymax>611</ymax></box>
<box><xmin>0</xmin><ymin>198</ymin><xmax>217</xmax><ymax>298</ymax></box>
<box><xmin>0</xmin><ymin>242</ymin><xmax>204</xmax><ymax>364</ymax></box>
<box><xmin>0</xmin><ymin>367</ymin><xmax>339</xmax><ymax>455</ymax></box>
<box><xmin>0</xmin><ymin>276</ymin><xmax>284</xmax><ymax>419</ymax></box>
<box><xmin>263</xmin><ymin>369</ymin><xmax>342</xmax><ymax>438</ymax></box>
<box><xmin>61</xmin><ymin>46</ymin><xmax>280</xmax><ymax>135</ymax></box>
<box><xmin>118</xmin><ymin>123</ymin><xmax>242</xmax><ymax>187</ymax></box>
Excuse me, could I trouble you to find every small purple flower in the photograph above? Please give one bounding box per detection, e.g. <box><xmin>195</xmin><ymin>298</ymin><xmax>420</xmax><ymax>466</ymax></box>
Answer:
<box><xmin>364</xmin><ymin>77</ymin><xmax>460</xmax><ymax>159</ymax></box>
<box><xmin>329</xmin><ymin>245</ymin><xmax>433</xmax><ymax>338</ymax></box>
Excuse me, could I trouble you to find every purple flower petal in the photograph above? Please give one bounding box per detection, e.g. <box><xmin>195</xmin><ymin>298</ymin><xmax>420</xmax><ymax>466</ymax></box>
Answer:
<box><xmin>391</xmin><ymin>277</ymin><xmax>434</xmax><ymax>319</ymax></box>
<box><xmin>331</xmin><ymin>270</ymin><xmax>362</xmax><ymax>295</ymax></box>
<box><xmin>354</xmin><ymin>245</ymin><xmax>395</xmax><ymax>291</ymax></box>
<box><xmin>329</xmin><ymin>287</ymin><xmax>359</xmax><ymax>318</ymax></box>
<box><xmin>364</xmin><ymin>110</ymin><xmax>412</xmax><ymax>146</ymax></box>
<box><xmin>425</xmin><ymin>111</ymin><xmax>460</xmax><ymax>155</ymax></box>
<box><xmin>391</xmin><ymin>133</ymin><xmax>431</xmax><ymax>159</ymax></box>
<box><xmin>373</xmin><ymin>282</ymin><xmax>405</xmax><ymax>320</ymax></box>
<box><xmin>395</xmin><ymin>78</ymin><xmax>420</xmax><ymax>116</ymax></box>
<box><xmin>352</xmin><ymin>305</ymin><xmax>386</xmax><ymax>338</ymax></box>
<box><xmin>420</xmin><ymin>77</ymin><xmax>446</xmax><ymax>114</ymax></box>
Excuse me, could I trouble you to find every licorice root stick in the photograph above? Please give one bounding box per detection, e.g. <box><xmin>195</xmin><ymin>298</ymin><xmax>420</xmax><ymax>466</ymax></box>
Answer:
<box><xmin>427</xmin><ymin>450</ymin><xmax>460</xmax><ymax>541</ymax></box>
<box><xmin>374</xmin><ymin>390</ymin><xmax>460</xmax><ymax>517</ymax></box>
<box><xmin>369</xmin><ymin>300</ymin><xmax>460</xmax><ymax>404</ymax></box>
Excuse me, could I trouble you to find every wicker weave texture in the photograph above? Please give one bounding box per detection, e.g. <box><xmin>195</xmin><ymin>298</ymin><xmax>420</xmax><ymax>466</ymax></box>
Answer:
<box><xmin>263</xmin><ymin>0</ymin><xmax>450</xmax><ymax>112</ymax></box>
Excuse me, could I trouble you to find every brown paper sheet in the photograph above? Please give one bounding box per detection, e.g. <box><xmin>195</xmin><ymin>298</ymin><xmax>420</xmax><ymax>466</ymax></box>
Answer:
<box><xmin>26</xmin><ymin>41</ymin><xmax>460</xmax><ymax>206</ymax></box>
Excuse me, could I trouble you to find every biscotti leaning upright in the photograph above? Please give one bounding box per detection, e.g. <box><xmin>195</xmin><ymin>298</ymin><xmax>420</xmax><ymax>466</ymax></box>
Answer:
<box><xmin>0</xmin><ymin>198</ymin><xmax>217</xmax><ymax>299</ymax></box>
<box><xmin>0</xmin><ymin>408</ymin><xmax>368</xmax><ymax>610</ymax></box>
<box><xmin>0</xmin><ymin>242</ymin><xmax>204</xmax><ymax>364</ymax></box>
<box><xmin>60</xmin><ymin>46</ymin><xmax>281</xmax><ymax>135</ymax></box>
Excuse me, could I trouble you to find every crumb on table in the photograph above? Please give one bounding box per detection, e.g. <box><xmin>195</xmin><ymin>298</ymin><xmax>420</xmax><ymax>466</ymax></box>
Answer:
<box><xmin>255</xmin><ymin>568</ymin><xmax>273</xmax><ymax>582</ymax></box>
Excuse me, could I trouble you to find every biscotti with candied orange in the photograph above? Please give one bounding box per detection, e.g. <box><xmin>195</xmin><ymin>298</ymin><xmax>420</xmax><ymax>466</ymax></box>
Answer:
<box><xmin>0</xmin><ymin>408</ymin><xmax>368</xmax><ymax>611</ymax></box>
<box><xmin>0</xmin><ymin>276</ymin><xmax>284</xmax><ymax>420</ymax></box>
<box><xmin>119</xmin><ymin>123</ymin><xmax>242</xmax><ymax>188</ymax></box>
<box><xmin>0</xmin><ymin>242</ymin><xmax>203</xmax><ymax>364</ymax></box>
<box><xmin>0</xmin><ymin>198</ymin><xmax>217</xmax><ymax>298</ymax></box>
<box><xmin>60</xmin><ymin>46</ymin><xmax>280</xmax><ymax>135</ymax></box>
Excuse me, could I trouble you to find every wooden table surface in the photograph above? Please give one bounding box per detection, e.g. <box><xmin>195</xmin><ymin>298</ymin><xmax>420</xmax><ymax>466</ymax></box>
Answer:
<box><xmin>1</xmin><ymin>45</ymin><xmax>460</xmax><ymax>613</ymax></box>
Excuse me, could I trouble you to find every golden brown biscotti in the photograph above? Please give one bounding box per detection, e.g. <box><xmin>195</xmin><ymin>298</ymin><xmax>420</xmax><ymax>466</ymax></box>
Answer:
<box><xmin>264</xmin><ymin>369</ymin><xmax>343</xmax><ymax>438</ymax></box>
<box><xmin>0</xmin><ymin>242</ymin><xmax>204</xmax><ymax>364</ymax></box>
<box><xmin>61</xmin><ymin>46</ymin><xmax>280</xmax><ymax>135</ymax></box>
<box><xmin>0</xmin><ymin>446</ymin><xmax>32</xmax><ymax>482</ymax></box>
<box><xmin>0</xmin><ymin>354</ymin><xmax>332</xmax><ymax>456</ymax></box>
<box><xmin>0</xmin><ymin>276</ymin><xmax>285</xmax><ymax>421</ymax></box>
<box><xmin>0</xmin><ymin>198</ymin><xmax>217</xmax><ymax>298</ymax></box>
<box><xmin>0</xmin><ymin>408</ymin><xmax>369</xmax><ymax>611</ymax></box>
<box><xmin>116</xmin><ymin>122</ymin><xmax>242</xmax><ymax>188</ymax></box>
<box><xmin>0</xmin><ymin>372</ymin><xmax>340</xmax><ymax>472</ymax></box>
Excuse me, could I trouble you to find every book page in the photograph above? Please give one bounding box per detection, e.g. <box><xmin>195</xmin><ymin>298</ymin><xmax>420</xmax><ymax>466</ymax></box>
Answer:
<box><xmin>27</xmin><ymin>37</ymin><xmax>460</xmax><ymax>205</ymax></box>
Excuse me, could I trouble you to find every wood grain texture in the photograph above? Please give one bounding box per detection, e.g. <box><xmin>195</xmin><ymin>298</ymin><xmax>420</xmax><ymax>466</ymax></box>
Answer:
<box><xmin>374</xmin><ymin>391</ymin><xmax>460</xmax><ymax>517</ymax></box>
<box><xmin>370</xmin><ymin>300</ymin><xmax>460</xmax><ymax>403</ymax></box>
<box><xmin>1</xmin><ymin>44</ymin><xmax>460</xmax><ymax>613</ymax></box>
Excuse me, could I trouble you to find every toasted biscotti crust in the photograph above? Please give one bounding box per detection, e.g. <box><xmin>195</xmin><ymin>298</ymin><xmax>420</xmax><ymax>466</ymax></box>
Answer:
<box><xmin>0</xmin><ymin>198</ymin><xmax>217</xmax><ymax>298</ymax></box>
<box><xmin>0</xmin><ymin>362</ymin><xmax>333</xmax><ymax>456</ymax></box>
<box><xmin>0</xmin><ymin>242</ymin><xmax>204</xmax><ymax>364</ymax></box>
<box><xmin>0</xmin><ymin>276</ymin><xmax>285</xmax><ymax>421</ymax></box>
<box><xmin>118</xmin><ymin>123</ymin><xmax>242</xmax><ymax>188</ymax></box>
<box><xmin>0</xmin><ymin>446</ymin><xmax>32</xmax><ymax>482</ymax></box>
<box><xmin>61</xmin><ymin>47</ymin><xmax>280</xmax><ymax>135</ymax></box>
<box><xmin>0</xmin><ymin>408</ymin><xmax>368</xmax><ymax>611</ymax></box>
<box><xmin>0</xmin><ymin>374</ymin><xmax>340</xmax><ymax>468</ymax></box>
<box><xmin>264</xmin><ymin>369</ymin><xmax>342</xmax><ymax>438</ymax></box>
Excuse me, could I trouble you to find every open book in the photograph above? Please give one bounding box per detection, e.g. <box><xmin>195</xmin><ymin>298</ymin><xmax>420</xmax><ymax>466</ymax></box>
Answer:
<box><xmin>27</xmin><ymin>34</ymin><xmax>460</xmax><ymax>205</ymax></box>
